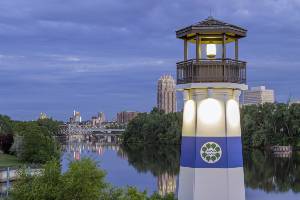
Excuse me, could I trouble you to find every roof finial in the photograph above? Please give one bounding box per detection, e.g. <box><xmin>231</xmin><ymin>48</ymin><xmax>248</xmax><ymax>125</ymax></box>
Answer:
<box><xmin>208</xmin><ymin>8</ymin><xmax>213</xmax><ymax>20</ymax></box>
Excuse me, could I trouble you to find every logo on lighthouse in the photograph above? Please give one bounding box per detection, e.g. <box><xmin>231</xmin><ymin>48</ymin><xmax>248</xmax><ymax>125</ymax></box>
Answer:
<box><xmin>200</xmin><ymin>142</ymin><xmax>222</xmax><ymax>163</ymax></box>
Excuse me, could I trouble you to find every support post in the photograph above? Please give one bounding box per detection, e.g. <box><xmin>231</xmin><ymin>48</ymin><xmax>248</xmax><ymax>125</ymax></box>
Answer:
<box><xmin>196</xmin><ymin>35</ymin><xmax>200</xmax><ymax>61</ymax></box>
<box><xmin>222</xmin><ymin>34</ymin><xmax>226</xmax><ymax>81</ymax></box>
<box><xmin>199</xmin><ymin>36</ymin><xmax>202</xmax><ymax>59</ymax></box>
<box><xmin>222</xmin><ymin>34</ymin><xmax>226</xmax><ymax>60</ymax></box>
<box><xmin>235</xmin><ymin>39</ymin><xmax>239</xmax><ymax>60</ymax></box>
<box><xmin>184</xmin><ymin>39</ymin><xmax>188</xmax><ymax>61</ymax></box>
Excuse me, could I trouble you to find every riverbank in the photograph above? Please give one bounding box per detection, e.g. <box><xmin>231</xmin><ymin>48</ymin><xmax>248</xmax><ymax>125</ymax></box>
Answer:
<box><xmin>123</xmin><ymin>104</ymin><xmax>300</xmax><ymax>148</ymax></box>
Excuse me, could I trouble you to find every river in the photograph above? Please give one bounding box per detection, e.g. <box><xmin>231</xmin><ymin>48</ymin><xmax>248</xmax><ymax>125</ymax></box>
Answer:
<box><xmin>61</xmin><ymin>138</ymin><xmax>300</xmax><ymax>200</ymax></box>
<box><xmin>1</xmin><ymin>138</ymin><xmax>300</xmax><ymax>199</ymax></box>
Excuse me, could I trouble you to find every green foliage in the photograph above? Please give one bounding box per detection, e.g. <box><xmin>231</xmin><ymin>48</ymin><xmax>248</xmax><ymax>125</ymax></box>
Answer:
<box><xmin>10</xmin><ymin>158</ymin><xmax>177</xmax><ymax>200</ymax></box>
<box><xmin>123</xmin><ymin>108</ymin><xmax>182</xmax><ymax>144</ymax></box>
<box><xmin>99</xmin><ymin>186</ymin><xmax>177</xmax><ymax>200</ymax></box>
<box><xmin>60</xmin><ymin>158</ymin><xmax>106</xmax><ymax>200</ymax></box>
<box><xmin>241</xmin><ymin>103</ymin><xmax>300</xmax><ymax>148</ymax></box>
<box><xmin>13</xmin><ymin>118</ymin><xmax>62</xmax><ymax>137</ymax></box>
<box><xmin>37</xmin><ymin>118</ymin><xmax>63</xmax><ymax>136</ymax></box>
<box><xmin>0</xmin><ymin>115</ymin><xmax>13</xmax><ymax>135</ymax></box>
<box><xmin>124</xmin><ymin>103</ymin><xmax>300</xmax><ymax>148</ymax></box>
<box><xmin>0</xmin><ymin>115</ymin><xmax>14</xmax><ymax>153</ymax></box>
<box><xmin>6</xmin><ymin>118</ymin><xmax>62</xmax><ymax>163</ymax></box>
<box><xmin>0</xmin><ymin>154</ymin><xmax>22</xmax><ymax>167</ymax></box>
<box><xmin>149</xmin><ymin>193</ymin><xmax>177</xmax><ymax>200</ymax></box>
<box><xmin>10</xmin><ymin>160</ymin><xmax>61</xmax><ymax>200</ymax></box>
<box><xmin>15</xmin><ymin>122</ymin><xmax>60</xmax><ymax>163</ymax></box>
<box><xmin>244</xmin><ymin>150</ymin><xmax>300</xmax><ymax>193</ymax></box>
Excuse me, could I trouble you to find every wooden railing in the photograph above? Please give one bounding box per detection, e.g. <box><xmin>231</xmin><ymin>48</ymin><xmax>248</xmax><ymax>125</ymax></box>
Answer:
<box><xmin>176</xmin><ymin>59</ymin><xmax>246</xmax><ymax>84</ymax></box>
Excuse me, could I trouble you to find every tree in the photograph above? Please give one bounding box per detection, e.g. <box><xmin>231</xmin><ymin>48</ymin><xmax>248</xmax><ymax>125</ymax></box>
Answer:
<box><xmin>123</xmin><ymin>108</ymin><xmax>182</xmax><ymax>144</ymax></box>
<box><xmin>0</xmin><ymin>115</ymin><xmax>14</xmax><ymax>153</ymax></box>
<box><xmin>37</xmin><ymin>118</ymin><xmax>63</xmax><ymax>136</ymax></box>
<box><xmin>241</xmin><ymin>103</ymin><xmax>300</xmax><ymax>148</ymax></box>
<box><xmin>10</xmin><ymin>160</ymin><xmax>62</xmax><ymax>200</ymax></box>
<box><xmin>60</xmin><ymin>158</ymin><xmax>106</xmax><ymax>200</ymax></box>
<box><xmin>10</xmin><ymin>158</ymin><xmax>177</xmax><ymax>200</ymax></box>
<box><xmin>13</xmin><ymin>122</ymin><xmax>60</xmax><ymax>163</ymax></box>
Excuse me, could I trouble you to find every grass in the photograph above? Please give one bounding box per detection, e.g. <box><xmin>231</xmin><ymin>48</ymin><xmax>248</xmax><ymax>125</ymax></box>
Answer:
<box><xmin>0</xmin><ymin>153</ymin><xmax>23</xmax><ymax>168</ymax></box>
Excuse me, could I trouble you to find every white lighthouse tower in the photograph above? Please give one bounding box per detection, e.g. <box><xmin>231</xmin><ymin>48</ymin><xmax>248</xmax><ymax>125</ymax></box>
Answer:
<box><xmin>176</xmin><ymin>17</ymin><xmax>247</xmax><ymax>200</ymax></box>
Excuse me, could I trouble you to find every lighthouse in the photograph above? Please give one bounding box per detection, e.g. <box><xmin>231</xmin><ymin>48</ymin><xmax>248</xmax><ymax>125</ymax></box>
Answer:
<box><xmin>176</xmin><ymin>17</ymin><xmax>247</xmax><ymax>200</ymax></box>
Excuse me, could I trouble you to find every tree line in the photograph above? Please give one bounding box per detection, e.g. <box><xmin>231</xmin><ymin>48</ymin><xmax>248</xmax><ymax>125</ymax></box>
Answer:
<box><xmin>241</xmin><ymin>103</ymin><xmax>300</xmax><ymax>148</ymax></box>
<box><xmin>123</xmin><ymin>108</ymin><xmax>182</xmax><ymax>144</ymax></box>
<box><xmin>124</xmin><ymin>103</ymin><xmax>300</xmax><ymax>148</ymax></box>
<box><xmin>0</xmin><ymin>115</ymin><xmax>62</xmax><ymax>164</ymax></box>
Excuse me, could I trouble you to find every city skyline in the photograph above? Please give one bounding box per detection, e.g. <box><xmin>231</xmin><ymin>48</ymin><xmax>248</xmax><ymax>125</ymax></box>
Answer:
<box><xmin>0</xmin><ymin>0</ymin><xmax>300</xmax><ymax>120</ymax></box>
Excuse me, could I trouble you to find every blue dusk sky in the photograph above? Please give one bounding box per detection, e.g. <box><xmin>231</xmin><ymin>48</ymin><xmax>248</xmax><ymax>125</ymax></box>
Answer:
<box><xmin>0</xmin><ymin>0</ymin><xmax>299</xmax><ymax>121</ymax></box>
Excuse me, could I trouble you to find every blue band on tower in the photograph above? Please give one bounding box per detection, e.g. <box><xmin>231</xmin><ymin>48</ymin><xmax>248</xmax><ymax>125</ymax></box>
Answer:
<box><xmin>180</xmin><ymin>136</ymin><xmax>243</xmax><ymax>168</ymax></box>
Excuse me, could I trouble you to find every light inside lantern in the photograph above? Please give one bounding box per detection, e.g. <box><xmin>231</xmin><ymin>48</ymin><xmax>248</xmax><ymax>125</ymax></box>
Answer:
<box><xmin>226</xmin><ymin>99</ymin><xmax>240</xmax><ymax>128</ymax></box>
<box><xmin>198</xmin><ymin>98</ymin><xmax>222</xmax><ymax>125</ymax></box>
<box><xmin>182</xmin><ymin>99</ymin><xmax>196</xmax><ymax>135</ymax></box>
<box><xmin>206</xmin><ymin>44</ymin><xmax>216</xmax><ymax>58</ymax></box>
<box><xmin>183</xmin><ymin>100</ymin><xmax>196</xmax><ymax>124</ymax></box>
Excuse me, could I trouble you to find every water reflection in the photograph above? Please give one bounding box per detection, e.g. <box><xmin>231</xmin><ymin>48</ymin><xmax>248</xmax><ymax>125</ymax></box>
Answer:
<box><xmin>61</xmin><ymin>140</ymin><xmax>124</xmax><ymax>173</ymax></box>
<box><xmin>59</xmin><ymin>139</ymin><xmax>300</xmax><ymax>199</ymax></box>
<box><xmin>120</xmin><ymin>144</ymin><xmax>180</xmax><ymax>196</ymax></box>
<box><xmin>244</xmin><ymin>150</ymin><xmax>300</xmax><ymax>193</ymax></box>
<box><xmin>2</xmin><ymin>138</ymin><xmax>299</xmax><ymax>199</ymax></box>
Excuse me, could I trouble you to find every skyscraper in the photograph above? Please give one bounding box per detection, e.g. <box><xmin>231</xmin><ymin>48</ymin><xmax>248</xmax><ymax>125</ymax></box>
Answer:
<box><xmin>91</xmin><ymin>112</ymin><xmax>106</xmax><ymax>127</ymax></box>
<box><xmin>157</xmin><ymin>75</ymin><xmax>177</xmax><ymax>113</ymax></box>
<box><xmin>70</xmin><ymin>110</ymin><xmax>82</xmax><ymax>123</ymax></box>
<box><xmin>116</xmin><ymin>111</ymin><xmax>139</xmax><ymax>124</ymax></box>
<box><xmin>242</xmin><ymin>86</ymin><xmax>275</xmax><ymax>105</ymax></box>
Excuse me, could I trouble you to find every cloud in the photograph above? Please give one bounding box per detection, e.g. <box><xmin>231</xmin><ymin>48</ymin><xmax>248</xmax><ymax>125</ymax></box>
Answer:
<box><xmin>0</xmin><ymin>0</ymin><xmax>299</xmax><ymax>120</ymax></box>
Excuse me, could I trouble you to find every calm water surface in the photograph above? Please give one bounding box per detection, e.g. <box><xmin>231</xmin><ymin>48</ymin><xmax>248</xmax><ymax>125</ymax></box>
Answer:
<box><xmin>61</xmin><ymin>139</ymin><xmax>300</xmax><ymax>200</ymax></box>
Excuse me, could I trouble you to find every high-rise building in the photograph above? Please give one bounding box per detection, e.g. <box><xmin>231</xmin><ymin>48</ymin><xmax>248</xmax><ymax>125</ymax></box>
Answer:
<box><xmin>70</xmin><ymin>110</ymin><xmax>82</xmax><ymax>123</ymax></box>
<box><xmin>157</xmin><ymin>75</ymin><xmax>177</xmax><ymax>113</ymax></box>
<box><xmin>289</xmin><ymin>100</ymin><xmax>300</xmax><ymax>106</ymax></box>
<box><xmin>242</xmin><ymin>86</ymin><xmax>275</xmax><ymax>105</ymax></box>
<box><xmin>91</xmin><ymin>112</ymin><xmax>106</xmax><ymax>127</ymax></box>
<box><xmin>117</xmin><ymin>111</ymin><xmax>139</xmax><ymax>124</ymax></box>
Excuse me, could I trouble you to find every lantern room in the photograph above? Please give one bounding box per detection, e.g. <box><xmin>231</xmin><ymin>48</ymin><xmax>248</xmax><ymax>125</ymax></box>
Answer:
<box><xmin>176</xmin><ymin>17</ymin><xmax>247</xmax><ymax>85</ymax></box>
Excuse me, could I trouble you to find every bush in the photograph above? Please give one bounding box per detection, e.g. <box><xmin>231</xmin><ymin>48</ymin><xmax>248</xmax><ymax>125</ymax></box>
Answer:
<box><xmin>60</xmin><ymin>159</ymin><xmax>106</xmax><ymax>200</ymax></box>
<box><xmin>10</xmin><ymin>158</ymin><xmax>177</xmax><ymax>200</ymax></box>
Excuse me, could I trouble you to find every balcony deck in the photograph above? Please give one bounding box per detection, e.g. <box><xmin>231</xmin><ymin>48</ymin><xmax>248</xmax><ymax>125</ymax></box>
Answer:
<box><xmin>176</xmin><ymin>59</ymin><xmax>246</xmax><ymax>85</ymax></box>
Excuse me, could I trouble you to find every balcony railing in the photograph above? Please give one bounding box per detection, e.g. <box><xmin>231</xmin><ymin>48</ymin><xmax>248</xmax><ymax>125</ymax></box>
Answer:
<box><xmin>177</xmin><ymin>58</ymin><xmax>246</xmax><ymax>84</ymax></box>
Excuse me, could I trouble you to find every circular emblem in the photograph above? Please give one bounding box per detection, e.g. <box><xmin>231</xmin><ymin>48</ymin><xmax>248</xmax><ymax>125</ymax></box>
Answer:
<box><xmin>200</xmin><ymin>142</ymin><xmax>222</xmax><ymax>163</ymax></box>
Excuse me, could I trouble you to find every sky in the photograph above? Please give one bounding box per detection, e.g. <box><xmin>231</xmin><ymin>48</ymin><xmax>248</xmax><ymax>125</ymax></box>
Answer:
<box><xmin>0</xmin><ymin>0</ymin><xmax>300</xmax><ymax>121</ymax></box>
